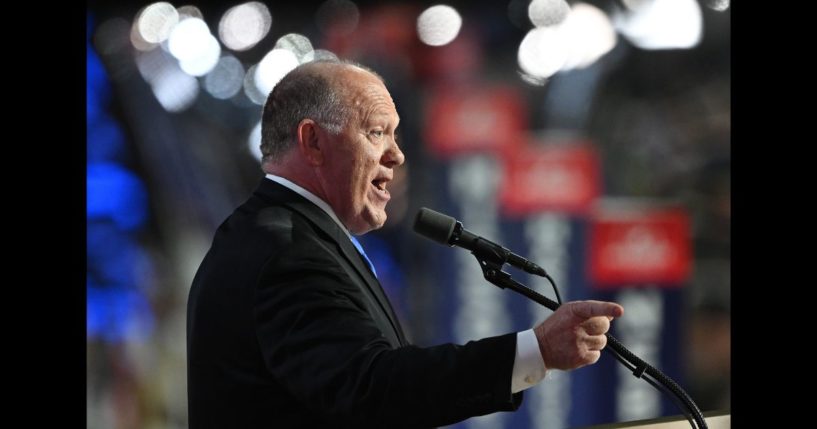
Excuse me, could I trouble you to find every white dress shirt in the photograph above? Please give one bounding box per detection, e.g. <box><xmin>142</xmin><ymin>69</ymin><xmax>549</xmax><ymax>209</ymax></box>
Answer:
<box><xmin>264</xmin><ymin>174</ymin><xmax>548</xmax><ymax>393</ymax></box>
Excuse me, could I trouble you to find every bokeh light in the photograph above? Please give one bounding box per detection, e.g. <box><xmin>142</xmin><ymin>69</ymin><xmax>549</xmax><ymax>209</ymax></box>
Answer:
<box><xmin>130</xmin><ymin>11</ymin><xmax>157</xmax><ymax>52</ymax></box>
<box><xmin>218</xmin><ymin>2</ymin><xmax>272</xmax><ymax>52</ymax></box>
<box><xmin>87</xmin><ymin>163</ymin><xmax>150</xmax><ymax>231</ymax></box>
<box><xmin>247</xmin><ymin>120</ymin><xmax>263</xmax><ymax>162</ymax></box>
<box><xmin>135</xmin><ymin>47</ymin><xmax>177</xmax><ymax>84</ymax></box>
<box><xmin>254</xmin><ymin>48</ymin><xmax>300</xmax><ymax>96</ymax></box>
<box><xmin>417</xmin><ymin>5</ymin><xmax>462</xmax><ymax>47</ymax></box>
<box><xmin>243</xmin><ymin>64</ymin><xmax>268</xmax><ymax>105</ymax></box>
<box><xmin>167</xmin><ymin>17</ymin><xmax>221</xmax><ymax>76</ymax></box>
<box><xmin>518</xmin><ymin>26</ymin><xmax>567</xmax><ymax>81</ymax></box>
<box><xmin>150</xmin><ymin>66</ymin><xmax>199</xmax><ymax>112</ymax></box>
<box><xmin>528</xmin><ymin>0</ymin><xmax>571</xmax><ymax>27</ymax></box>
<box><xmin>518</xmin><ymin>3</ymin><xmax>617</xmax><ymax>81</ymax></box>
<box><xmin>137</xmin><ymin>2</ymin><xmax>179</xmax><ymax>44</ymax></box>
<box><xmin>274</xmin><ymin>33</ymin><xmax>314</xmax><ymax>64</ymax></box>
<box><xmin>614</xmin><ymin>0</ymin><xmax>702</xmax><ymax>50</ymax></box>
<box><xmin>178</xmin><ymin>35</ymin><xmax>221</xmax><ymax>76</ymax></box>
<box><xmin>559</xmin><ymin>3</ymin><xmax>617</xmax><ymax>71</ymax></box>
<box><xmin>204</xmin><ymin>55</ymin><xmax>245</xmax><ymax>100</ymax></box>
<box><xmin>167</xmin><ymin>18</ymin><xmax>211</xmax><ymax>62</ymax></box>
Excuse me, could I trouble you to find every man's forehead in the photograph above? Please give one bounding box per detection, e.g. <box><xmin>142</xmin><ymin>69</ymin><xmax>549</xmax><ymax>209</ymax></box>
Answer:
<box><xmin>354</xmin><ymin>88</ymin><xmax>398</xmax><ymax>121</ymax></box>
<box><xmin>315</xmin><ymin>62</ymin><xmax>375</xmax><ymax>82</ymax></box>
<box><xmin>340</xmin><ymin>68</ymin><xmax>385</xmax><ymax>92</ymax></box>
<box><xmin>337</xmin><ymin>73</ymin><xmax>396</xmax><ymax>114</ymax></box>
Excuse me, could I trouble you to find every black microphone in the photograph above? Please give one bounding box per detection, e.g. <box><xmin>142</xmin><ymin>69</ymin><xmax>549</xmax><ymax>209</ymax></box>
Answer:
<box><xmin>413</xmin><ymin>207</ymin><xmax>547</xmax><ymax>277</ymax></box>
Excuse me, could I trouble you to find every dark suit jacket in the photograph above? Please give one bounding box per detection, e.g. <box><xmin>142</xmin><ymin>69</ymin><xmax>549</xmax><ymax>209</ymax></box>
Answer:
<box><xmin>187</xmin><ymin>179</ymin><xmax>522</xmax><ymax>428</ymax></box>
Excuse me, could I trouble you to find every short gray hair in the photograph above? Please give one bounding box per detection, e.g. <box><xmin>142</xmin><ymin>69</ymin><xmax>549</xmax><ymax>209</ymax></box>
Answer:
<box><xmin>260</xmin><ymin>59</ymin><xmax>370</xmax><ymax>163</ymax></box>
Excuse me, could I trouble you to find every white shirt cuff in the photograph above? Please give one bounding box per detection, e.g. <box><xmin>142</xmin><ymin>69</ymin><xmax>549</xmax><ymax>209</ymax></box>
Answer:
<box><xmin>511</xmin><ymin>329</ymin><xmax>547</xmax><ymax>393</ymax></box>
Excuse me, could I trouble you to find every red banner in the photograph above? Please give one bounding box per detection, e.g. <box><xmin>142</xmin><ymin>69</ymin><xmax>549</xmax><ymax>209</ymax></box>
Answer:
<box><xmin>588</xmin><ymin>206</ymin><xmax>691</xmax><ymax>288</ymax></box>
<box><xmin>423</xmin><ymin>86</ymin><xmax>525</xmax><ymax>158</ymax></box>
<box><xmin>499</xmin><ymin>143</ymin><xmax>600</xmax><ymax>217</ymax></box>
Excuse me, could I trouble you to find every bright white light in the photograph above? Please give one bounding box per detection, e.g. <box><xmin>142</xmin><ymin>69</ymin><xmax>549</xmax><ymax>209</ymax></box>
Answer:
<box><xmin>417</xmin><ymin>5</ymin><xmax>462</xmax><ymax>46</ymax></box>
<box><xmin>247</xmin><ymin>121</ymin><xmax>263</xmax><ymax>162</ymax></box>
<box><xmin>275</xmin><ymin>33</ymin><xmax>314</xmax><ymax>63</ymax></box>
<box><xmin>614</xmin><ymin>0</ymin><xmax>702</xmax><ymax>50</ymax></box>
<box><xmin>204</xmin><ymin>55</ymin><xmax>245</xmax><ymax>99</ymax></box>
<box><xmin>517</xmin><ymin>2</ymin><xmax>618</xmax><ymax>82</ymax></box>
<box><xmin>559</xmin><ymin>3</ymin><xmax>617</xmax><ymax>71</ymax></box>
<box><xmin>528</xmin><ymin>0</ymin><xmax>570</xmax><ymax>27</ymax></box>
<box><xmin>315</xmin><ymin>0</ymin><xmax>360</xmax><ymax>36</ymax></box>
<box><xmin>254</xmin><ymin>49</ymin><xmax>299</xmax><ymax>96</ymax></box>
<box><xmin>518</xmin><ymin>3</ymin><xmax>618</xmax><ymax>83</ymax></box>
<box><xmin>168</xmin><ymin>18</ymin><xmax>212</xmax><ymax>62</ymax></box>
<box><xmin>179</xmin><ymin>35</ymin><xmax>221</xmax><ymax>76</ymax></box>
<box><xmin>167</xmin><ymin>18</ymin><xmax>222</xmax><ymax>77</ymax></box>
<box><xmin>150</xmin><ymin>67</ymin><xmax>199</xmax><ymax>112</ymax></box>
<box><xmin>705</xmin><ymin>0</ymin><xmax>729</xmax><ymax>12</ymax></box>
<box><xmin>137</xmin><ymin>2</ymin><xmax>179</xmax><ymax>44</ymax></box>
<box><xmin>243</xmin><ymin>64</ymin><xmax>268</xmax><ymax>105</ymax></box>
<box><xmin>518</xmin><ymin>26</ymin><xmax>568</xmax><ymax>80</ymax></box>
<box><xmin>218</xmin><ymin>2</ymin><xmax>272</xmax><ymax>51</ymax></box>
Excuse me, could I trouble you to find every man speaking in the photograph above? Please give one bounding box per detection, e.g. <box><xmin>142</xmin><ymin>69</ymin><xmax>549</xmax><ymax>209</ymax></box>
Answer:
<box><xmin>186</xmin><ymin>59</ymin><xmax>624</xmax><ymax>428</ymax></box>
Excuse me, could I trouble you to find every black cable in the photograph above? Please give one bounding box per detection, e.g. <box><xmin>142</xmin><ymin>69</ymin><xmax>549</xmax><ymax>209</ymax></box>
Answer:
<box><xmin>542</xmin><ymin>271</ymin><xmax>563</xmax><ymax>305</ymax></box>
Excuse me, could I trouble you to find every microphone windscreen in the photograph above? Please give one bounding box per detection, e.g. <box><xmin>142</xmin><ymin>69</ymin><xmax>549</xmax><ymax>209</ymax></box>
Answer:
<box><xmin>413</xmin><ymin>208</ymin><xmax>456</xmax><ymax>245</ymax></box>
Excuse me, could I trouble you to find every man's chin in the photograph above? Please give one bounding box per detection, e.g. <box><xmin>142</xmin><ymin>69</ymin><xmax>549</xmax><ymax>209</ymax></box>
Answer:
<box><xmin>350</xmin><ymin>209</ymin><xmax>387</xmax><ymax>235</ymax></box>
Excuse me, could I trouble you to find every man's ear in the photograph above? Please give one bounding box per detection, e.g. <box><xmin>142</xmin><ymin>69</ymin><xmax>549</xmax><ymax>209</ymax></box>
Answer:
<box><xmin>297</xmin><ymin>119</ymin><xmax>324</xmax><ymax>166</ymax></box>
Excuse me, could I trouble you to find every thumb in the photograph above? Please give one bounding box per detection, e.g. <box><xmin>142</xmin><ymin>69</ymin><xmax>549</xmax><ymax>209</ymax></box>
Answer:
<box><xmin>570</xmin><ymin>300</ymin><xmax>624</xmax><ymax>319</ymax></box>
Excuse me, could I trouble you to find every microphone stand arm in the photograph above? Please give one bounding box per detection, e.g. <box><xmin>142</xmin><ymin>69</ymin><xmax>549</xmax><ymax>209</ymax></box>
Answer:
<box><xmin>470</xmin><ymin>250</ymin><xmax>708</xmax><ymax>429</ymax></box>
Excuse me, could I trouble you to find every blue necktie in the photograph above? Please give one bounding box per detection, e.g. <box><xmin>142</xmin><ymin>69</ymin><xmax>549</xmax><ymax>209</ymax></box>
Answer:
<box><xmin>350</xmin><ymin>236</ymin><xmax>378</xmax><ymax>278</ymax></box>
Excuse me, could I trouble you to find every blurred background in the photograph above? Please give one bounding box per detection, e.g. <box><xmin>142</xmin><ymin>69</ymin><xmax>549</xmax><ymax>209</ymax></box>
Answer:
<box><xmin>86</xmin><ymin>0</ymin><xmax>730</xmax><ymax>428</ymax></box>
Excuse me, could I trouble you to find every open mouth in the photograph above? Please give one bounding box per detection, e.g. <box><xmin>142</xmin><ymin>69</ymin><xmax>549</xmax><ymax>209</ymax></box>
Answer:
<box><xmin>371</xmin><ymin>178</ymin><xmax>390</xmax><ymax>197</ymax></box>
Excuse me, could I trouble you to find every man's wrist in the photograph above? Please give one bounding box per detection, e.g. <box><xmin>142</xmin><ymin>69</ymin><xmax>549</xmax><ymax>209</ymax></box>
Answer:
<box><xmin>511</xmin><ymin>329</ymin><xmax>548</xmax><ymax>393</ymax></box>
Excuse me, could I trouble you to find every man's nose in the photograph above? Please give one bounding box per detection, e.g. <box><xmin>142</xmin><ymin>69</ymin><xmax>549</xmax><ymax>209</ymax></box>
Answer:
<box><xmin>383</xmin><ymin>139</ymin><xmax>405</xmax><ymax>168</ymax></box>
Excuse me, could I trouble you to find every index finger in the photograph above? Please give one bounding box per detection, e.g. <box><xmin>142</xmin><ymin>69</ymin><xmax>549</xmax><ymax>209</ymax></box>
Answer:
<box><xmin>570</xmin><ymin>300</ymin><xmax>624</xmax><ymax>319</ymax></box>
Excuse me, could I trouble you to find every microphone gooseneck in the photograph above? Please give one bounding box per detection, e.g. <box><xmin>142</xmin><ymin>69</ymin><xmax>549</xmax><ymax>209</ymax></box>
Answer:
<box><xmin>412</xmin><ymin>207</ymin><xmax>708</xmax><ymax>429</ymax></box>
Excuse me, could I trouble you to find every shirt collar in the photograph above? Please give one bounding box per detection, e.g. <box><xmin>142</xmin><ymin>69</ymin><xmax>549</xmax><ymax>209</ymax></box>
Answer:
<box><xmin>264</xmin><ymin>174</ymin><xmax>354</xmax><ymax>240</ymax></box>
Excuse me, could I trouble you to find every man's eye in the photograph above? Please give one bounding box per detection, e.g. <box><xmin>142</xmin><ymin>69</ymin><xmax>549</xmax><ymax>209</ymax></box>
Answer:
<box><xmin>371</xmin><ymin>130</ymin><xmax>384</xmax><ymax>138</ymax></box>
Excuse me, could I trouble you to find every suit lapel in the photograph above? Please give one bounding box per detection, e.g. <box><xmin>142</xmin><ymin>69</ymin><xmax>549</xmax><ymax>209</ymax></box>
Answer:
<box><xmin>329</xmin><ymin>229</ymin><xmax>408</xmax><ymax>346</ymax></box>
<box><xmin>254</xmin><ymin>179</ymin><xmax>407</xmax><ymax>346</ymax></box>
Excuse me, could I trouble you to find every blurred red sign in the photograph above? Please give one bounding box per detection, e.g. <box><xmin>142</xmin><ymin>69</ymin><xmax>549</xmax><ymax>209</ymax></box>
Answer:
<box><xmin>588</xmin><ymin>207</ymin><xmax>691</xmax><ymax>288</ymax></box>
<box><xmin>424</xmin><ymin>86</ymin><xmax>525</xmax><ymax>158</ymax></box>
<box><xmin>499</xmin><ymin>143</ymin><xmax>600</xmax><ymax>217</ymax></box>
